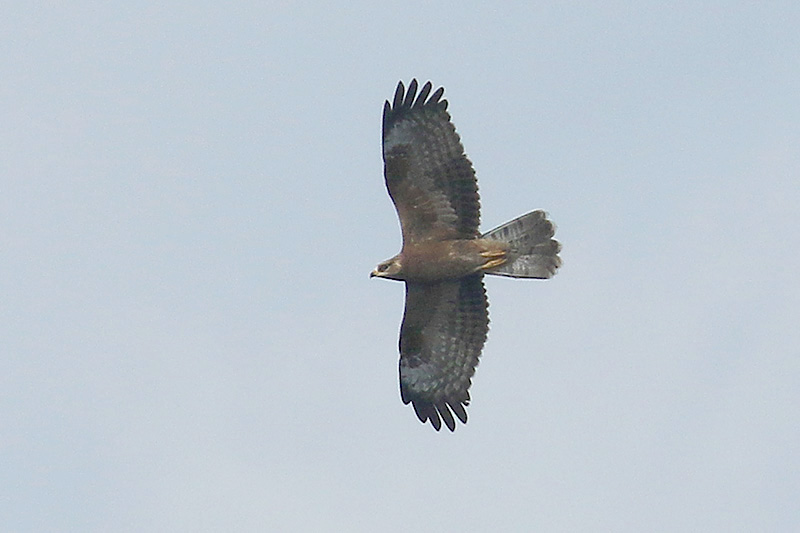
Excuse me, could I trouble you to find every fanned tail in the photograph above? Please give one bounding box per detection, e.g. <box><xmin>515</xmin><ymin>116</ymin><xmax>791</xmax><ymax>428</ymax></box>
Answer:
<box><xmin>482</xmin><ymin>210</ymin><xmax>561</xmax><ymax>279</ymax></box>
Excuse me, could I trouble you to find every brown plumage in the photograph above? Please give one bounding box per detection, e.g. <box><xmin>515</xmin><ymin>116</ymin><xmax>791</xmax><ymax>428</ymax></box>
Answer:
<box><xmin>372</xmin><ymin>80</ymin><xmax>561</xmax><ymax>431</ymax></box>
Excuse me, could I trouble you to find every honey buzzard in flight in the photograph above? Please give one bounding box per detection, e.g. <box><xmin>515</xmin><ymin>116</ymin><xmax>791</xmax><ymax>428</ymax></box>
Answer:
<box><xmin>371</xmin><ymin>80</ymin><xmax>561</xmax><ymax>431</ymax></box>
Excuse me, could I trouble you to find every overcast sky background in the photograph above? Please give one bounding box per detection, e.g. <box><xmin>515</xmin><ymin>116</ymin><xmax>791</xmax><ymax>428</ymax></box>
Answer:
<box><xmin>3</xmin><ymin>2</ymin><xmax>800</xmax><ymax>531</ymax></box>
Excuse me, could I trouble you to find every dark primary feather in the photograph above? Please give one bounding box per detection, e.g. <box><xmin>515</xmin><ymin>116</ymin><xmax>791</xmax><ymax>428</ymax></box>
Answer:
<box><xmin>398</xmin><ymin>275</ymin><xmax>489</xmax><ymax>431</ymax></box>
<box><xmin>382</xmin><ymin>79</ymin><xmax>481</xmax><ymax>244</ymax></box>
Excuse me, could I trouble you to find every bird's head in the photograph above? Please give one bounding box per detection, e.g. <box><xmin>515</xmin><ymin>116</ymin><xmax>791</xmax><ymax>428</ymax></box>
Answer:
<box><xmin>371</xmin><ymin>256</ymin><xmax>403</xmax><ymax>281</ymax></box>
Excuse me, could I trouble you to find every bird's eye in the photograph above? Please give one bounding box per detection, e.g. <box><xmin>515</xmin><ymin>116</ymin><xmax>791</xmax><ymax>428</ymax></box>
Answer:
<box><xmin>378</xmin><ymin>264</ymin><xmax>389</xmax><ymax>272</ymax></box>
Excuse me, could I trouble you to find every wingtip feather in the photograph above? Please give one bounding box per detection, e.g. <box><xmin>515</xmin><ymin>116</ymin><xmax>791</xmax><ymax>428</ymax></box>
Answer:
<box><xmin>450</xmin><ymin>401</ymin><xmax>468</xmax><ymax>424</ymax></box>
<box><xmin>414</xmin><ymin>81</ymin><xmax>432</xmax><ymax>108</ymax></box>
<box><xmin>437</xmin><ymin>401</ymin><xmax>456</xmax><ymax>432</ymax></box>
<box><xmin>404</xmin><ymin>79</ymin><xmax>418</xmax><ymax>108</ymax></box>
<box><xmin>408</xmin><ymin>398</ymin><xmax>467</xmax><ymax>432</ymax></box>
<box><xmin>415</xmin><ymin>401</ymin><xmax>442</xmax><ymax>431</ymax></box>
<box><xmin>392</xmin><ymin>80</ymin><xmax>405</xmax><ymax>110</ymax></box>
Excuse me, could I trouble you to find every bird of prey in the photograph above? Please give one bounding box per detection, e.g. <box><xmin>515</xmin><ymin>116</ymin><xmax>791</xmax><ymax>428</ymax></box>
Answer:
<box><xmin>371</xmin><ymin>79</ymin><xmax>561</xmax><ymax>431</ymax></box>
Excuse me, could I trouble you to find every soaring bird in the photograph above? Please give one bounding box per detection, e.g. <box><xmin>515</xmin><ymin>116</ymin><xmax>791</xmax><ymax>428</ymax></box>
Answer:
<box><xmin>372</xmin><ymin>80</ymin><xmax>561</xmax><ymax>431</ymax></box>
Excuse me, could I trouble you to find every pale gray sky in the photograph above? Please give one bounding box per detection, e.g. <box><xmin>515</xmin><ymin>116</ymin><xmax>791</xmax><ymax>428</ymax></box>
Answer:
<box><xmin>3</xmin><ymin>2</ymin><xmax>800</xmax><ymax>531</ymax></box>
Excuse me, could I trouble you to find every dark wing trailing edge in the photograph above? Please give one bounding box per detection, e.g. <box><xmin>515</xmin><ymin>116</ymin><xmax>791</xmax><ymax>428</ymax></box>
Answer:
<box><xmin>398</xmin><ymin>275</ymin><xmax>489</xmax><ymax>431</ymax></box>
<box><xmin>382</xmin><ymin>79</ymin><xmax>481</xmax><ymax>244</ymax></box>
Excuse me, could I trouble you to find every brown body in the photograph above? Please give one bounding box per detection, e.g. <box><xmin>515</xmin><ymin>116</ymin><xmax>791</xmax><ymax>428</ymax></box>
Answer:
<box><xmin>375</xmin><ymin>239</ymin><xmax>509</xmax><ymax>282</ymax></box>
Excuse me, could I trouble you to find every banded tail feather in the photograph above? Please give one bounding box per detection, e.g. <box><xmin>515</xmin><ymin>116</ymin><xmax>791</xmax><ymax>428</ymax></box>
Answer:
<box><xmin>482</xmin><ymin>210</ymin><xmax>561</xmax><ymax>279</ymax></box>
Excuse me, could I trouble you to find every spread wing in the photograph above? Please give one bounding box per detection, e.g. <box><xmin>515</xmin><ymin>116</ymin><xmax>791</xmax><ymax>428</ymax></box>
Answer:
<box><xmin>398</xmin><ymin>275</ymin><xmax>489</xmax><ymax>431</ymax></box>
<box><xmin>382</xmin><ymin>79</ymin><xmax>481</xmax><ymax>244</ymax></box>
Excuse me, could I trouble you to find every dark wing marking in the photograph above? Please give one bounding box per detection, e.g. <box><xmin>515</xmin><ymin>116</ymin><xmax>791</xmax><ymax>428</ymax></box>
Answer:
<box><xmin>398</xmin><ymin>275</ymin><xmax>489</xmax><ymax>431</ymax></box>
<box><xmin>382</xmin><ymin>79</ymin><xmax>481</xmax><ymax>244</ymax></box>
